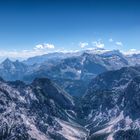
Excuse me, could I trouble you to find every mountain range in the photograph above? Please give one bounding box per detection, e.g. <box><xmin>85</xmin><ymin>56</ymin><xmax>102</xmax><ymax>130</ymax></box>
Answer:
<box><xmin>0</xmin><ymin>49</ymin><xmax>140</xmax><ymax>140</ymax></box>
<box><xmin>0</xmin><ymin>49</ymin><xmax>140</xmax><ymax>97</ymax></box>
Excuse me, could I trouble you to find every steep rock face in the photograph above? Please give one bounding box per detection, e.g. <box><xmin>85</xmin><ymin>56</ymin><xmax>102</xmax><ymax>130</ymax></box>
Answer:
<box><xmin>0</xmin><ymin>78</ymin><xmax>87</xmax><ymax>140</ymax></box>
<box><xmin>82</xmin><ymin>66</ymin><xmax>140</xmax><ymax>119</ymax></box>
<box><xmin>81</xmin><ymin>66</ymin><xmax>140</xmax><ymax>140</ymax></box>
<box><xmin>53</xmin><ymin>78</ymin><xmax>88</xmax><ymax>97</ymax></box>
<box><xmin>31</xmin><ymin>78</ymin><xmax>74</xmax><ymax>111</ymax></box>
<box><xmin>123</xmin><ymin>76</ymin><xmax>140</xmax><ymax>119</ymax></box>
<box><xmin>85</xmin><ymin>66</ymin><xmax>140</xmax><ymax>92</ymax></box>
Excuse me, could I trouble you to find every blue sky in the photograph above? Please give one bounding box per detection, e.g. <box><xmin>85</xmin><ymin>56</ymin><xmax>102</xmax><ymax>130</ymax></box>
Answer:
<box><xmin>0</xmin><ymin>0</ymin><xmax>140</xmax><ymax>59</ymax></box>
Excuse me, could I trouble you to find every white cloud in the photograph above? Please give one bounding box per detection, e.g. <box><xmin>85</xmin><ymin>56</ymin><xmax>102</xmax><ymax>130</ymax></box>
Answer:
<box><xmin>109</xmin><ymin>38</ymin><xmax>113</xmax><ymax>42</ymax></box>
<box><xmin>79</xmin><ymin>42</ymin><xmax>88</xmax><ymax>48</ymax></box>
<box><xmin>35</xmin><ymin>43</ymin><xmax>55</xmax><ymax>50</ymax></box>
<box><xmin>92</xmin><ymin>41</ymin><xmax>104</xmax><ymax>49</ymax></box>
<box><xmin>123</xmin><ymin>49</ymin><xmax>140</xmax><ymax>55</ymax></box>
<box><xmin>115</xmin><ymin>41</ymin><xmax>123</xmax><ymax>47</ymax></box>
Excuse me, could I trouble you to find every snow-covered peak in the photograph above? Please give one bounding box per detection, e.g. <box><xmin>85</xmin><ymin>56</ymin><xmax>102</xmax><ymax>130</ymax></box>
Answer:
<box><xmin>83</xmin><ymin>48</ymin><xmax>110</xmax><ymax>55</ymax></box>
